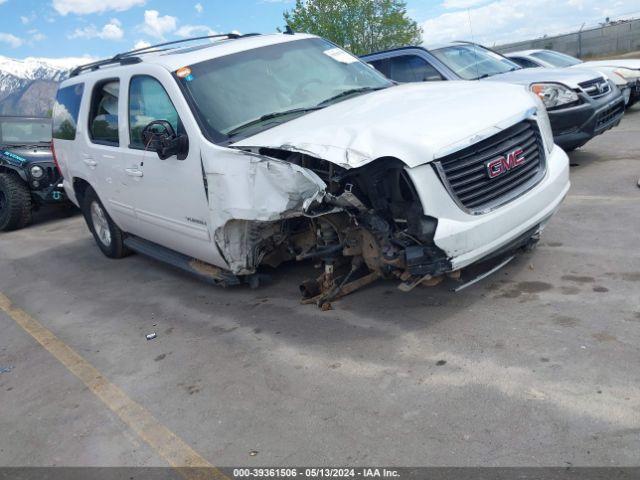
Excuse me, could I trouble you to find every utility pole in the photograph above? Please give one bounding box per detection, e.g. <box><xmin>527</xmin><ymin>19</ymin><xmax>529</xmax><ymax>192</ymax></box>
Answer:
<box><xmin>578</xmin><ymin>22</ymin><xmax>585</xmax><ymax>58</ymax></box>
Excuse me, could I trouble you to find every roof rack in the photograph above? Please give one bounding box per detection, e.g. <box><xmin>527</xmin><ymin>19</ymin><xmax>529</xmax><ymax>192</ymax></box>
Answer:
<box><xmin>70</xmin><ymin>33</ymin><xmax>261</xmax><ymax>77</ymax></box>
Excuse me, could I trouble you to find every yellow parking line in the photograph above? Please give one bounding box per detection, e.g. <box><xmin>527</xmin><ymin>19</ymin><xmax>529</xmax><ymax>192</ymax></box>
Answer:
<box><xmin>0</xmin><ymin>292</ymin><xmax>229</xmax><ymax>480</ymax></box>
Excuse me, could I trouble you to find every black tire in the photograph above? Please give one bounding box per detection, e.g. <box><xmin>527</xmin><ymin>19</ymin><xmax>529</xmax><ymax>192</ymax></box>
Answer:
<box><xmin>81</xmin><ymin>187</ymin><xmax>131</xmax><ymax>258</ymax></box>
<box><xmin>0</xmin><ymin>173</ymin><xmax>32</xmax><ymax>231</ymax></box>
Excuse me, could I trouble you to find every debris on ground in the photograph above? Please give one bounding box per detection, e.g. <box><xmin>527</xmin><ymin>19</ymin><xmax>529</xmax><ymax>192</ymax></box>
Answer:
<box><xmin>321</xmin><ymin>302</ymin><xmax>333</xmax><ymax>311</ymax></box>
<box><xmin>145</xmin><ymin>333</ymin><xmax>157</xmax><ymax>341</ymax></box>
<box><xmin>0</xmin><ymin>366</ymin><xmax>14</xmax><ymax>374</ymax></box>
<box><xmin>249</xmin><ymin>450</ymin><xmax>259</xmax><ymax>456</ymax></box>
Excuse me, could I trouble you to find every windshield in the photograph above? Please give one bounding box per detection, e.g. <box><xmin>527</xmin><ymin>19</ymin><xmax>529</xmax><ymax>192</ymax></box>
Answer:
<box><xmin>178</xmin><ymin>38</ymin><xmax>392</xmax><ymax>141</ymax></box>
<box><xmin>531</xmin><ymin>50</ymin><xmax>582</xmax><ymax>68</ymax></box>
<box><xmin>431</xmin><ymin>45</ymin><xmax>521</xmax><ymax>80</ymax></box>
<box><xmin>0</xmin><ymin>118</ymin><xmax>51</xmax><ymax>145</ymax></box>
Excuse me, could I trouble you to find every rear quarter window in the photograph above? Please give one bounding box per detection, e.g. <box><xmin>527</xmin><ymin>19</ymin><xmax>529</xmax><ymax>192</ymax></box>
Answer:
<box><xmin>53</xmin><ymin>84</ymin><xmax>84</xmax><ymax>140</ymax></box>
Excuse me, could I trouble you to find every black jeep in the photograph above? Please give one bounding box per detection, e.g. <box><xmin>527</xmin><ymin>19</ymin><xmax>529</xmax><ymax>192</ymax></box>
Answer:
<box><xmin>0</xmin><ymin>116</ymin><xmax>67</xmax><ymax>231</ymax></box>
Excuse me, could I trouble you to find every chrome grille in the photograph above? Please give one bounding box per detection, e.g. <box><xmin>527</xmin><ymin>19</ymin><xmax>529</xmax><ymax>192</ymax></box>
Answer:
<box><xmin>579</xmin><ymin>77</ymin><xmax>611</xmax><ymax>98</ymax></box>
<box><xmin>434</xmin><ymin>120</ymin><xmax>546</xmax><ymax>213</ymax></box>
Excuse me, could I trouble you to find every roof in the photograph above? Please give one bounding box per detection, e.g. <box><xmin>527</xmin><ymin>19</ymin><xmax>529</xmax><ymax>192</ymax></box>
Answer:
<box><xmin>68</xmin><ymin>33</ymin><xmax>318</xmax><ymax>79</ymax></box>
<box><xmin>422</xmin><ymin>42</ymin><xmax>462</xmax><ymax>50</ymax></box>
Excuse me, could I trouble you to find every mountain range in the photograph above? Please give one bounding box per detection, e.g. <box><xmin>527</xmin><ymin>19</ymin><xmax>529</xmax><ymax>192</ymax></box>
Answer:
<box><xmin>0</xmin><ymin>56</ymin><xmax>92</xmax><ymax>117</ymax></box>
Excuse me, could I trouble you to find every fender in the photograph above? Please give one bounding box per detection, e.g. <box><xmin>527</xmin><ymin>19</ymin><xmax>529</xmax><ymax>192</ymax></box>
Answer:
<box><xmin>0</xmin><ymin>154</ymin><xmax>29</xmax><ymax>182</ymax></box>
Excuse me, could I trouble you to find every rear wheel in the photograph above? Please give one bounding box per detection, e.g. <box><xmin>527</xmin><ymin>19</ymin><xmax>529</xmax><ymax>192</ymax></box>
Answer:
<box><xmin>81</xmin><ymin>187</ymin><xmax>130</xmax><ymax>258</ymax></box>
<box><xmin>0</xmin><ymin>173</ymin><xmax>32</xmax><ymax>231</ymax></box>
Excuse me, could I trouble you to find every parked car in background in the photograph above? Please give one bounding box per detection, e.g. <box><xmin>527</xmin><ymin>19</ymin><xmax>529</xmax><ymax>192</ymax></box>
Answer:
<box><xmin>53</xmin><ymin>33</ymin><xmax>569</xmax><ymax>305</ymax></box>
<box><xmin>362</xmin><ymin>42</ymin><xmax>626</xmax><ymax>151</ymax></box>
<box><xmin>0</xmin><ymin>116</ymin><xmax>67</xmax><ymax>231</ymax></box>
<box><xmin>505</xmin><ymin>49</ymin><xmax>640</xmax><ymax>107</ymax></box>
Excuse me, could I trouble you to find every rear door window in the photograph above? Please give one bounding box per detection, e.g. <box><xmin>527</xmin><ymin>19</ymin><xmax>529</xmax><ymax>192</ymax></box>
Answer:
<box><xmin>89</xmin><ymin>80</ymin><xmax>120</xmax><ymax>146</ymax></box>
<box><xmin>128</xmin><ymin>75</ymin><xmax>181</xmax><ymax>149</ymax></box>
<box><xmin>368</xmin><ymin>58</ymin><xmax>390</xmax><ymax>78</ymax></box>
<box><xmin>53</xmin><ymin>84</ymin><xmax>84</xmax><ymax>140</ymax></box>
<box><xmin>510</xmin><ymin>57</ymin><xmax>541</xmax><ymax>69</ymax></box>
<box><xmin>387</xmin><ymin>55</ymin><xmax>444</xmax><ymax>82</ymax></box>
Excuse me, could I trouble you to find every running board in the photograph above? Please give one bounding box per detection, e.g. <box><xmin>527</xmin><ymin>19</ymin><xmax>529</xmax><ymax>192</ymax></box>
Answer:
<box><xmin>451</xmin><ymin>255</ymin><xmax>515</xmax><ymax>293</ymax></box>
<box><xmin>123</xmin><ymin>236</ymin><xmax>243</xmax><ymax>287</ymax></box>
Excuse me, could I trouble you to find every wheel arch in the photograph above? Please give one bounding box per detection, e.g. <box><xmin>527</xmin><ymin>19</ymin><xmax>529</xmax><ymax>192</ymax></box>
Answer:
<box><xmin>0</xmin><ymin>164</ymin><xmax>28</xmax><ymax>182</ymax></box>
<box><xmin>72</xmin><ymin>177</ymin><xmax>93</xmax><ymax>207</ymax></box>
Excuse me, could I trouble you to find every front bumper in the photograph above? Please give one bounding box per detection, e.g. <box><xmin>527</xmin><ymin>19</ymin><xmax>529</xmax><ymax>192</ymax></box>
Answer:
<box><xmin>549</xmin><ymin>87</ymin><xmax>625</xmax><ymax>150</ymax></box>
<box><xmin>32</xmin><ymin>182</ymin><xmax>67</xmax><ymax>204</ymax></box>
<box><xmin>406</xmin><ymin>145</ymin><xmax>570</xmax><ymax>271</ymax></box>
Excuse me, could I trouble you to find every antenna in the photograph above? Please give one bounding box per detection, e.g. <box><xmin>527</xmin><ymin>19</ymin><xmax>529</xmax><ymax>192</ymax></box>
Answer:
<box><xmin>467</xmin><ymin>9</ymin><xmax>480</xmax><ymax>80</ymax></box>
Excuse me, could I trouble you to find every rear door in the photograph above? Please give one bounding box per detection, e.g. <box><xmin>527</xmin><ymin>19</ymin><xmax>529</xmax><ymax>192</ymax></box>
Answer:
<box><xmin>81</xmin><ymin>77</ymin><xmax>139</xmax><ymax>232</ymax></box>
<box><xmin>120</xmin><ymin>69</ymin><xmax>214</xmax><ymax>262</ymax></box>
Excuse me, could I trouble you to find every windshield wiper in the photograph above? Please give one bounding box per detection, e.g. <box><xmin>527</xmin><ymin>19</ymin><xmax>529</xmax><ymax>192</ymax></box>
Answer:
<box><xmin>316</xmin><ymin>86</ymin><xmax>387</xmax><ymax>107</ymax></box>
<box><xmin>226</xmin><ymin>106</ymin><xmax>324</xmax><ymax>138</ymax></box>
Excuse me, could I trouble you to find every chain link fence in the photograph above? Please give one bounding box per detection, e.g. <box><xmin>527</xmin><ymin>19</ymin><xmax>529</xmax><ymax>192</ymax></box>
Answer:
<box><xmin>496</xmin><ymin>18</ymin><xmax>640</xmax><ymax>59</ymax></box>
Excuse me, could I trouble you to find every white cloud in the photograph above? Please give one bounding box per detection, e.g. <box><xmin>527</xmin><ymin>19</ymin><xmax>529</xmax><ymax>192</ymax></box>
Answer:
<box><xmin>175</xmin><ymin>25</ymin><xmax>216</xmax><ymax>38</ymax></box>
<box><xmin>194</xmin><ymin>3</ymin><xmax>203</xmax><ymax>14</ymax></box>
<box><xmin>0</xmin><ymin>33</ymin><xmax>23</xmax><ymax>48</ymax></box>
<box><xmin>53</xmin><ymin>0</ymin><xmax>146</xmax><ymax>15</ymax></box>
<box><xmin>133</xmin><ymin>39</ymin><xmax>151</xmax><ymax>49</ymax></box>
<box><xmin>422</xmin><ymin>0</ymin><xmax>640</xmax><ymax>46</ymax></box>
<box><xmin>442</xmin><ymin>0</ymin><xmax>488</xmax><ymax>7</ymax></box>
<box><xmin>140</xmin><ymin>10</ymin><xmax>177</xmax><ymax>39</ymax></box>
<box><xmin>69</xmin><ymin>19</ymin><xmax>124</xmax><ymax>41</ymax></box>
<box><xmin>28</xmin><ymin>29</ymin><xmax>46</xmax><ymax>42</ymax></box>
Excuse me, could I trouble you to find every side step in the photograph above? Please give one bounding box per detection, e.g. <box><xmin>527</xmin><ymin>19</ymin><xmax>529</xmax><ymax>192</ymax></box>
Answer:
<box><xmin>123</xmin><ymin>236</ymin><xmax>242</xmax><ymax>287</ymax></box>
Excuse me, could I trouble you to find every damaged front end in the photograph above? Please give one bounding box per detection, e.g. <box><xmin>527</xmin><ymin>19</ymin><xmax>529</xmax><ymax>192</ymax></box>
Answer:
<box><xmin>209</xmin><ymin>147</ymin><xmax>452</xmax><ymax>307</ymax></box>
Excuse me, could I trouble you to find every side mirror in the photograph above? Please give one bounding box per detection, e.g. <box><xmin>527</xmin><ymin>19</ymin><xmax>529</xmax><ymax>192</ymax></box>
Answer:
<box><xmin>141</xmin><ymin>120</ymin><xmax>189</xmax><ymax>160</ymax></box>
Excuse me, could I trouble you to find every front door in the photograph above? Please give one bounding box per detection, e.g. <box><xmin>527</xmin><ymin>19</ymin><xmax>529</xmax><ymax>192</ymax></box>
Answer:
<box><xmin>121</xmin><ymin>74</ymin><xmax>214</xmax><ymax>262</ymax></box>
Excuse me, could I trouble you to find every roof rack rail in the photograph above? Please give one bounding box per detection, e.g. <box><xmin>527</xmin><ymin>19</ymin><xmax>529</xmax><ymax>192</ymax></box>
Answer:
<box><xmin>70</xmin><ymin>33</ymin><xmax>259</xmax><ymax>77</ymax></box>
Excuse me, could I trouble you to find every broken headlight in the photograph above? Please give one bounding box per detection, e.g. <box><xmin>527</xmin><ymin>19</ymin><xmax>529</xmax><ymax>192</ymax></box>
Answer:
<box><xmin>530</xmin><ymin>83</ymin><xmax>579</xmax><ymax>109</ymax></box>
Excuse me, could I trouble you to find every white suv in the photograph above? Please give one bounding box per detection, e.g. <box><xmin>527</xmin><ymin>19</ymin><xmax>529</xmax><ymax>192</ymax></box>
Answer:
<box><xmin>53</xmin><ymin>33</ymin><xmax>570</xmax><ymax>305</ymax></box>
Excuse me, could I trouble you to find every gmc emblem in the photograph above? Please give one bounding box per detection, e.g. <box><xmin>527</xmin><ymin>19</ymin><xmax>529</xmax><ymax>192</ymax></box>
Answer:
<box><xmin>486</xmin><ymin>148</ymin><xmax>525</xmax><ymax>179</ymax></box>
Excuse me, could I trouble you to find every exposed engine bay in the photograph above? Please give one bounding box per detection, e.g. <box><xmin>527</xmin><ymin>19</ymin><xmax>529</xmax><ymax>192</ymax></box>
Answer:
<box><xmin>215</xmin><ymin>148</ymin><xmax>453</xmax><ymax>308</ymax></box>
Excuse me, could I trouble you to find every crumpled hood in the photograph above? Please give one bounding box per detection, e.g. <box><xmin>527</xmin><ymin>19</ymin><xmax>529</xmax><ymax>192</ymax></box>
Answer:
<box><xmin>581</xmin><ymin>59</ymin><xmax>640</xmax><ymax>70</ymax></box>
<box><xmin>484</xmin><ymin>67</ymin><xmax>605</xmax><ymax>89</ymax></box>
<box><xmin>232</xmin><ymin>81</ymin><xmax>537</xmax><ymax>169</ymax></box>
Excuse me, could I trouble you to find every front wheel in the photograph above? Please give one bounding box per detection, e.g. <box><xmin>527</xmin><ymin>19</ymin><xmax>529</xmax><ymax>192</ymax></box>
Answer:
<box><xmin>0</xmin><ymin>173</ymin><xmax>32</xmax><ymax>231</ymax></box>
<box><xmin>81</xmin><ymin>187</ymin><xmax>130</xmax><ymax>258</ymax></box>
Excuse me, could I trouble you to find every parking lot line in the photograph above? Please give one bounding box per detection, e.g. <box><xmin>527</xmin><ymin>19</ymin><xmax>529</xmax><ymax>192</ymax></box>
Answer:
<box><xmin>0</xmin><ymin>292</ymin><xmax>229</xmax><ymax>480</ymax></box>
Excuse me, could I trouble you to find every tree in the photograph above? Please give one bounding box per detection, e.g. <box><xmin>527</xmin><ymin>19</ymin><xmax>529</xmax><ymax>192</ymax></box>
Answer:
<box><xmin>283</xmin><ymin>0</ymin><xmax>423</xmax><ymax>56</ymax></box>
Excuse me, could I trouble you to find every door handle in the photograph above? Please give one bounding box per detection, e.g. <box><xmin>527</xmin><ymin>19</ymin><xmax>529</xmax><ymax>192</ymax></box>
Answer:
<box><xmin>125</xmin><ymin>168</ymin><xmax>144</xmax><ymax>177</ymax></box>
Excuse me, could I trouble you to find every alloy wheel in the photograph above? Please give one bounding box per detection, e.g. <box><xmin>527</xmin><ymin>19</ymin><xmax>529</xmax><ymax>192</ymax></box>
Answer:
<box><xmin>90</xmin><ymin>201</ymin><xmax>112</xmax><ymax>247</ymax></box>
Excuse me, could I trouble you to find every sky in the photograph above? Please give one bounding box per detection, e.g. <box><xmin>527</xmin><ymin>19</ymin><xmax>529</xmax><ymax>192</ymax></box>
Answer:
<box><xmin>0</xmin><ymin>0</ymin><xmax>639</xmax><ymax>60</ymax></box>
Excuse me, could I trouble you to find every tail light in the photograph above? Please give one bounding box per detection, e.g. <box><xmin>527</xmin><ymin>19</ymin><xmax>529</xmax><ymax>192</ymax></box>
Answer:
<box><xmin>51</xmin><ymin>141</ymin><xmax>63</xmax><ymax>179</ymax></box>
